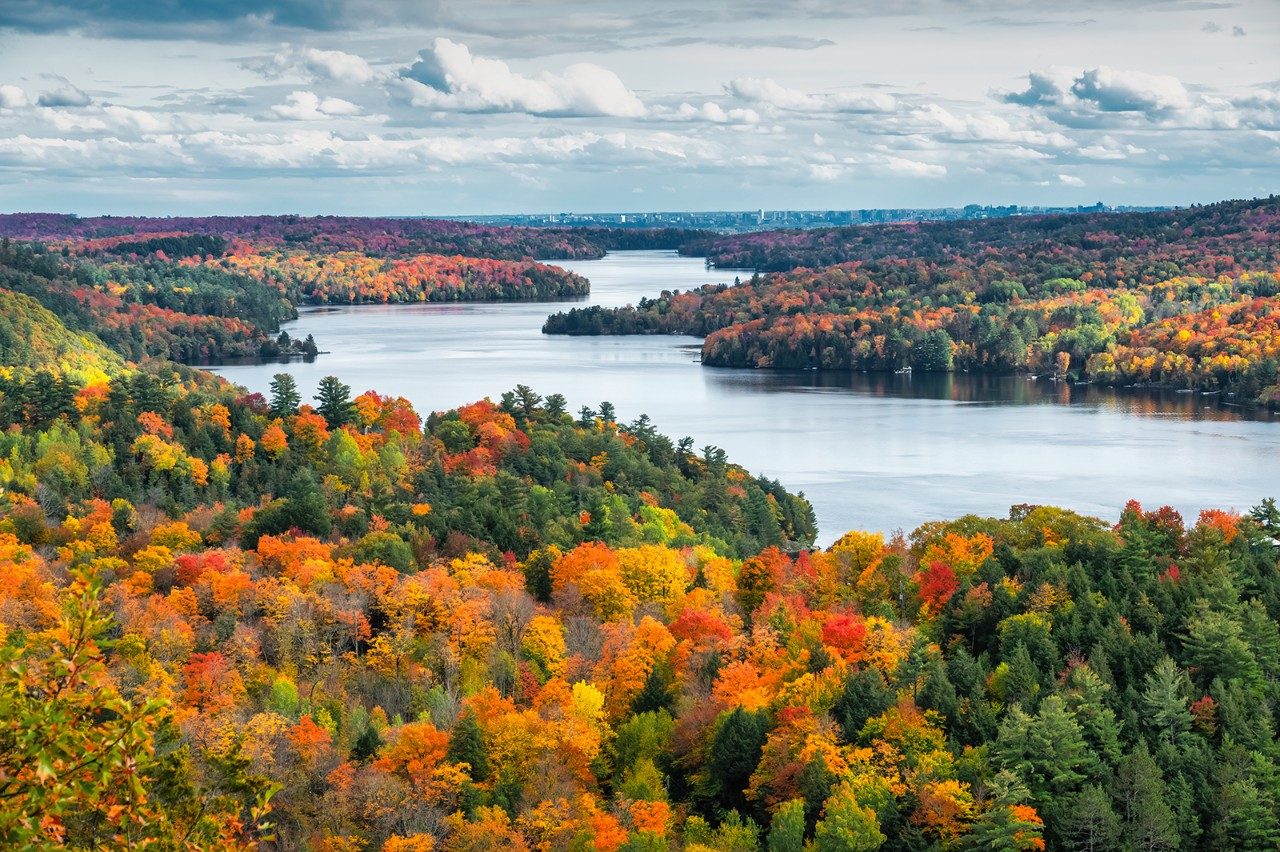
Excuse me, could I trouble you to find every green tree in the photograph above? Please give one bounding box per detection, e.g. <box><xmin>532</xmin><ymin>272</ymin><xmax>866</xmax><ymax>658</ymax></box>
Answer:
<box><xmin>1116</xmin><ymin>742</ymin><xmax>1179</xmax><ymax>852</ymax></box>
<box><xmin>522</xmin><ymin>545</ymin><xmax>558</xmax><ymax>603</ymax></box>
<box><xmin>912</xmin><ymin>328</ymin><xmax>955</xmax><ymax>372</ymax></box>
<box><xmin>544</xmin><ymin>393</ymin><xmax>567</xmax><ymax>417</ymax></box>
<box><xmin>814</xmin><ymin>783</ymin><xmax>886</xmax><ymax>852</ymax></box>
<box><xmin>768</xmin><ymin>798</ymin><xmax>807</xmax><ymax>852</ymax></box>
<box><xmin>834</xmin><ymin>667</ymin><xmax>894</xmax><ymax>743</ymax></box>
<box><xmin>1215</xmin><ymin>777</ymin><xmax>1280</xmax><ymax>850</ymax></box>
<box><xmin>965</xmin><ymin>771</ymin><xmax>1045</xmax><ymax>851</ymax></box>
<box><xmin>353</xmin><ymin>530</ymin><xmax>415</xmax><ymax>573</ymax></box>
<box><xmin>632</xmin><ymin>659</ymin><xmax>677</xmax><ymax>714</ymax></box>
<box><xmin>268</xmin><ymin>372</ymin><xmax>301</xmax><ymax>419</ymax></box>
<box><xmin>1183</xmin><ymin>605</ymin><xmax>1260</xmax><ymax>689</ymax></box>
<box><xmin>1060</xmin><ymin>784</ymin><xmax>1121</xmax><ymax>852</ymax></box>
<box><xmin>703</xmin><ymin>708</ymin><xmax>769</xmax><ymax>815</ymax></box>
<box><xmin>1001</xmin><ymin>643</ymin><xmax>1042</xmax><ymax>709</ymax></box>
<box><xmin>1063</xmin><ymin>663</ymin><xmax>1123</xmax><ymax>771</ymax></box>
<box><xmin>314</xmin><ymin>375</ymin><xmax>354</xmax><ymax>428</ymax></box>
<box><xmin>990</xmin><ymin>695</ymin><xmax>1091</xmax><ymax>808</ymax></box>
<box><xmin>446</xmin><ymin>711</ymin><xmax>490</xmax><ymax>783</ymax></box>
<box><xmin>1140</xmin><ymin>656</ymin><xmax>1193</xmax><ymax>747</ymax></box>
<box><xmin>351</xmin><ymin>722</ymin><xmax>383</xmax><ymax>763</ymax></box>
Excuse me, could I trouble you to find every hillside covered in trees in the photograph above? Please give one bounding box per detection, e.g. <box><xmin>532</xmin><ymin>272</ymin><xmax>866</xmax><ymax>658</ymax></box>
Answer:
<box><xmin>678</xmin><ymin>197</ymin><xmax>1279</xmax><ymax>275</ymax></box>
<box><xmin>0</xmin><ymin>225</ymin><xmax>592</xmax><ymax>364</ymax></box>
<box><xmin>0</xmin><ymin>202</ymin><xmax>1278</xmax><ymax>851</ymax></box>
<box><xmin>544</xmin><ymin>197</ymin><xmax>1280</xmax><ymax>408</ymax></box>
<box><xmin>2</xmin><ymin>347</ymin><xmax>1278</xmax><ymax>849</ymax></box>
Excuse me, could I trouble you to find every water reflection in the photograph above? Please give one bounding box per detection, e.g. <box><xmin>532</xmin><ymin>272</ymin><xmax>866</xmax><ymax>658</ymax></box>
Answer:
<box><xmin>714</xmin><ymin>369</ymin><xmax>1273</xmax><ymax>423</ymax></box>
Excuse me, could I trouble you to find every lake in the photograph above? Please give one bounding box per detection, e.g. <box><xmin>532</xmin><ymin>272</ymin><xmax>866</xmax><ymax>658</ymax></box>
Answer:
<box><xmin>211</xmin><ymin>250</ymin><xmax>1280</xmax><ymax>546</ymax></box>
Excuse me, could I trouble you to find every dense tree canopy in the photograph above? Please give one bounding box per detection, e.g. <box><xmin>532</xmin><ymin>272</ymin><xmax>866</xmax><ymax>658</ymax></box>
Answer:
<box><xmin>0</xmin><ymin>202</ymin><xmax>1277</xmax><ymax>850</ymax></box>
<box><xmin>545</xmin><ymin>197</ymin><xmax>1280</xmax><ymax>407</ymax></box>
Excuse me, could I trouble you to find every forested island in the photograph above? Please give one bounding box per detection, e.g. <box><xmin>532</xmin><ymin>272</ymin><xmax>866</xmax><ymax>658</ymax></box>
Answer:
<box><xmin>0</xmin><ymin>205</ymin><xmax>1278</xmax><ymax>852</ymax></box>
<box><xmin>545</xmin><ymin>197</ymin><xmax>1280</xmax><ymax>408</ymax></box>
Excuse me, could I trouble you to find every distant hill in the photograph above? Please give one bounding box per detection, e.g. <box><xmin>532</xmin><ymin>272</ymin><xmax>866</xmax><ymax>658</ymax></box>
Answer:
<box><xmin>679</xmin><ymin>195</ymin><xmax>1280</xmax><ymax>273</ymax></box>
<box><xmin>0</xmin><ymin>214</ymin><xmax>698</xmax><ymax>261</ymax></box>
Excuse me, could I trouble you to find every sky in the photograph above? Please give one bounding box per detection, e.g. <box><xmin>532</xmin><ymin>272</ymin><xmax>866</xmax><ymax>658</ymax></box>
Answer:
<box><xmin>0</xmin><ymin>0</ymin><xmax>1276</xmax><ymax>215</ymax></box>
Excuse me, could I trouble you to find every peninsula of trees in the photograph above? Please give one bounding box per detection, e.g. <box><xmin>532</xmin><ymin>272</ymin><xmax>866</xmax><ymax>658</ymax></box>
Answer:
<box><xmin>545</xmin><ymin>197</ymin><xmax>1280</xmax><ymax>408</ymax></box>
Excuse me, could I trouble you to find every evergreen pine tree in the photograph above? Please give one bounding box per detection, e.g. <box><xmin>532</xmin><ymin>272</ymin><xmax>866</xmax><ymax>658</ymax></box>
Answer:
<box><xmin>268</xmin><ymin>372</ymin><xmax>301</xmax><ymax>419</ymax></box>
<box><xmin>446</xmin><ymin>711</ymin><xmax>490</xmax><ymax>782</ymax></box>
<box><xmin>704</xmin><ymin>708</ymin><xmax>768</xmax><ymax>814</ymax></box>
<box><xmin>314</xmin><ymin>375</ymin><xmax>353</xmax><ymax>428</ymax></box>
<box><xmin>1060</xmin><ymin>784</ymin><xmax>1121</xmax><ymax>852</ymax></box>
<box><xmin>1116</xmin><ymin>742</ymin><xmax>1179</xmax><ymax>852</ymax></box>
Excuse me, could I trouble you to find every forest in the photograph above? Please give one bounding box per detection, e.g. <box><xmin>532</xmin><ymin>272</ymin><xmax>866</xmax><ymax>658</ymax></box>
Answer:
<box><xmin>0</xmin><ymin>214</ymin><xmax>700</xmax><ymax>262</ymax></box>
<box><xmin>0</xmin><ymin>204</ymin><xmax>1278</xmax><ymax>852</ymax></box>
<box><xmin>544</xmin><ymin>197</ymin><xmax>1280</xmax><ymax>408</ymax></box>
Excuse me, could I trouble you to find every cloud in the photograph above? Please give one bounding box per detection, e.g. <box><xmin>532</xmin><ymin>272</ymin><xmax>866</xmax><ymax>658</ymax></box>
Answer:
<box><xmin>1003</xmin><ymin>67</ymin><xmax>1279</xmax><ymax>138</ymax></box>
<box><xmin>1058</xmin><ymin>173</ymin><xmax>1085</xmax><ymax>186</ymax></box>
<box><xmin>0</xmin><ymin>85</ymin><xmax>29</xmax><ymax>109</ymax></box>
<box><xmin>999</xmin><ymin>66</ymin><xmax>1214</xmax><ymax>127</ymax></box>
<box><xmin>666</xmin><ymin>101</ymin><xmax>761</xmax><ymax>125</ymax></box>
<box><xmin>808</xmin><ymin>163</ymin><xmax>845</xmax><ymax>181</ymax></box>
<box><xmin>0</xmin><ymin>127</ymin><xmax>734</xmax><ymax>178</ymax></box>
<box><xmin>1201</xmin><ymin>21</ymin><xmax>1221</xmax><ymax>33</ymax></box>
<box><xmin>272</xmin><ymin>91</ymin><xmax>363</xmax><ymax>120</ymax></box>
<box><xmin>0</xmin><ymin>0</ymin><xmax>347</xmax><ymax>36</ymax></box>
<box><xmin>657</xmin><ymin>35</ymin><xmax>835</xmax><ymax>50</ymax></box>
<box><xmin>301</xmin><ymin>47</ymin><xmax>375</xmax><ymax>83</ymax></box>
<box><xmin>1000</xmin><ymin>70</ymin><xmax>1066</xmax><ymax>107</ymax></box>
<box><xmin>1077</xmin><ymin>137</ymin><xmax>1146</xmax><ymax>159</ymax></box>
<box><xmin>35</xmin><ymin>103</ymin><xmax>167</xmax><ymax>134</ymax></box>
<box><xmin>1233</xmin><ymin>25</ymin><xmax>1246</xmax><ymax>37</ymax></box>
<box><xmin>255</xmin><ymin>46</ymin><xmax>378</xmax><ymax>83</ymax></box>
<box><xmin>37</xmin><ymin>82</ymin><xmax>91</xmax><ymax>108</ymax></box>
<box><xmin>915</xmin><ymin>103</ymin><xmax>1071</xmax><ymax>147</ymax></box>
<box><xmin>726</xmin><ymin>77</ymin><xmax>896</xmax><ymax>114</ymax></box>
<box><xmin>885</xmin><ymin>156</ymin><xmax>946</xmax><ymax>178</ymax></box>
<box><xmin>397</xmin><ymin>38</ymin><xmax>646</xmax><ymax>117</ymax></box>
<box><xmin>1070</xmin><ymin>67</ymin><xmax>1189</xmax><ymax>113</ymax></box>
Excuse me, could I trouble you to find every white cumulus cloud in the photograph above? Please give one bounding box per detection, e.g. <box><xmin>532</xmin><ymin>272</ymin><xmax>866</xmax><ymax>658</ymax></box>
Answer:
<box><xmin>272</xmin><ymin>91</ymin><xmax>364</xmax><ymax>121</ymax></box>
<box><xmin>251</xmin><ymin>46</ymin><xmax>379</xmax><ymax>84</ymax></box>
<box><xmin>1070</xmin><ymin>67</ymin><xmax>1189</xmax><ymax>113</ymax></box>
<box><xmin>398</xmin><ymin>38</ymin><xmax>646</xmax><ymax>118</ymax></box>
<box><xmin>886</xmin><ymin>156</ymin><xmax>946</xmax><ymax>177</ymax></box>
<box><xmin>667</xmin><ymin>101</ymin><xmax>761</xmax><ymax>124</ymax></box>
<box><xmin>0</xmin><ymin>85</ymin><xmax>29</xmax><ymax>110</ymax></box>
<box><xmin>299</xmin><ymin>48</ymin><xmax>376</xmax><ymax>84</ymax></box>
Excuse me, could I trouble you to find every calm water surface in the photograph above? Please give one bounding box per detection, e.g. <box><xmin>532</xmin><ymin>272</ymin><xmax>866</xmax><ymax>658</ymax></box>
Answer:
<box><xmin>212</xmin><ymin>250</ymin><xmax>1280</xmax><ymax>545</ymax></box>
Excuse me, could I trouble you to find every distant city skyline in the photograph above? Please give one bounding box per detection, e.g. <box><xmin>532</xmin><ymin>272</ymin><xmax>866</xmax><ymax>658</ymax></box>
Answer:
<box><xmin>444</xmin><ymin>202</ymin><xmax>1171</xmax><ymax>232</ymax></box>
<box><xmin>0</xmin><ymin>0</ymin><xmax>1276</xmax><ymax>215</ymax></box>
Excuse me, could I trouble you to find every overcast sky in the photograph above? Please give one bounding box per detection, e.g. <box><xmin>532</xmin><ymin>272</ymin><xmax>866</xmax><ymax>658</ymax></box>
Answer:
<box><xmin>0</xmin><ymin>0</ymin><xmax>1276</xmax><ymax>215</ymax></box>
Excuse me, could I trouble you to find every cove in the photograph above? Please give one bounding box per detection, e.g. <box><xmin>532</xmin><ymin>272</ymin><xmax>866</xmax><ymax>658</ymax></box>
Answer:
<box><xmin>211</xmin><ymin>250</ymin><xmax>1280</xmax><ymax>546</ymax></box>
